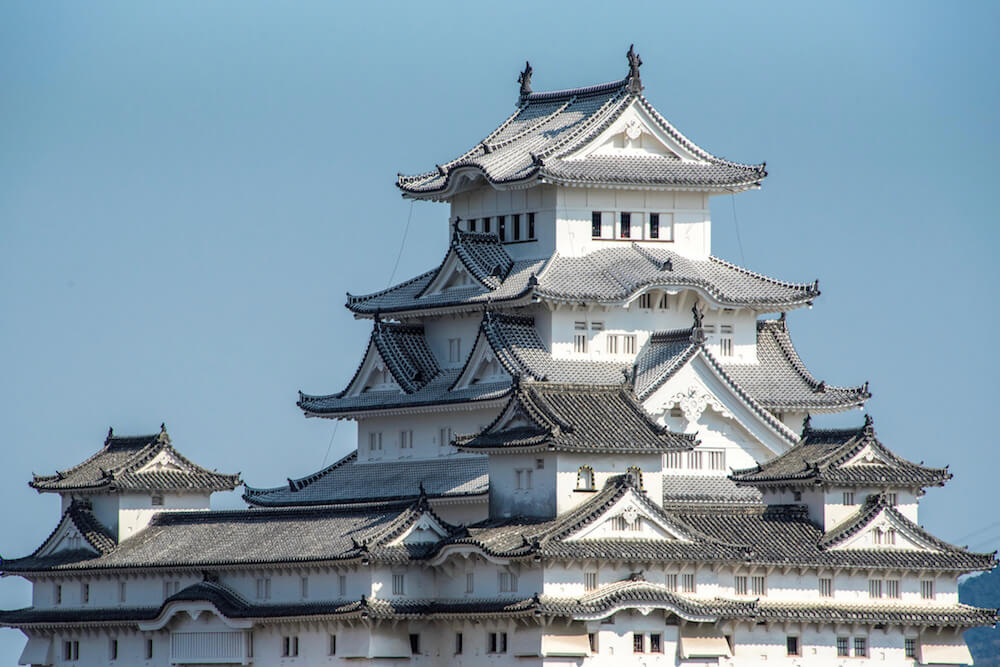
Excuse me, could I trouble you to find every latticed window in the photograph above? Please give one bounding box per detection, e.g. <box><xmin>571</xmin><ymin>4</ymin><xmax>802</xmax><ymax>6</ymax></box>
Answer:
<box><xmin>887</xmin><ymin>579</ymin><xmax>900</xmax><ymax>599</ymax></box>
<box><xmin>681</xmin><ymin>573</ymin><xmax>696</xmax><ymax>593</ymax></box>
<box><xmin>819</xmin><ymin>577</ymin><xmax>833</xmax><ymax>598</ymax></box>
<box><xmin>709</xmin><ymin>450</ymin><xmax>726</xmax><ymax>471</ymax></box>
<box><xmin>665</xmin><ymin>573</ymin><xmax>678</xmax><ymax>592</ymax></box>
<box><xmin>836</xmin><ymin>637</ymin><xmax>849</xmax><ymax>657</ymax></box>
<box><xmin>751</xmin><ymin>575</ymin><xmax>766</xmax><ymax>596</ymax></box>
<box><xmin>921</xmin><ymin>580</ymin><xmax>935</xmax><ymax>599</ymax></box>
<box><xmin>687</xmin><ymin>451</ymin><xmax>703</xmax><ymax>469</ymax></box>
<box><xmin>633</xmin><ymin>633</ymin><xmax>645</xmax><ymax>653</ymax></box>
<box><xmin>584</xmin><ymin>572</ymin><xmax>598</xmax><ymax>591</ymax></box>
<box><xmin>868</xmin><ymin>579</ymin><xmax>882</xmax><ymax>599</ymax></box>
<box><xmin>392</xmin><ymin>574</ymin><xmax>405</xmax><ymax>595</ymax></box>
<box><xmin>886</xmin><ymin>528</ymin><xmax>897</xmax><ymax>545</ymax></box>
<box><xmin>843</xmin><ymin>491</ymin><xmax>855</xmax><ymax>505</ymax></box>
<box><xmin>735</xmin><ymin>575</ymin><xmax>748</xmax><ymax>595</ymax></box>
<box><xmin>854</xmin><ymin>637</ymin><xmax>868</xmax><ymax>657</ymax></box>
<box><xmin>905</xmin><ymin>638</ymin><xmax>916</xmax><ymax>658</ymax></box>
<box><xmin>498</xmin><ymin>571</ymin><xmax>518</xmax><ymax>593</ymax></box>
<box><xmin>872</xmin><ymin>528</ymin><xmax>883</xmax><ymax>545</ymax></box>
<box><xmin>665</xmin><ymin>452</ymin><xmax>683</xmax><ymax>469</ymax></box>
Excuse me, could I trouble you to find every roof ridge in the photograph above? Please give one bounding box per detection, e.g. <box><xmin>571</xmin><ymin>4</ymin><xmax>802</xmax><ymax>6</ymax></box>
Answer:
<box><xmin>524</xmin><ymin>78</ymin><xmax>628</xmax><ymax>103</ymax></box>
<box><xmin>708</xmin><ymin>255</ymin><xmax>819</xmax><ymax>294</ymax></box>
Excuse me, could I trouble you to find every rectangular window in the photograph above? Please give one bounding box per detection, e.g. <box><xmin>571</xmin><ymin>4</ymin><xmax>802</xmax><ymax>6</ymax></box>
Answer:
<box><xmin>483</xmin><ymin>216</ymin><xmax>491</xmax><ymax>233</ymax></box>
<box><xmin>869</xmin><ymin>579</ymin><xmax>883</xmax><ymax>599</ymax></box>
<box><xmin>151</xmin><ymin>493</ymin><xmax>164</xmax><ymax>506</ymax></box>
<box><xmin>687</xmin><ymin>451</ymin><xmax>703</xmax><ymax>469</ymax></box>
<box><xmin>369</xmin><ymin>432</ymin><xmax>382</xmax><ymax>453</ymax></box>
<box><xmin>854</xmin><ymin>637</ymin><xmax>867</xmax><ymax>657</ymax></box>
<box><xmin>658</xmin><ymin>293</ymin><xmax>669</xmax><ymax>309</ymax></box>
<box><xmin>535</xmin><ymin>458</ymin><xmax>544</xmax><ymax>470</ymax></box>
<box><xmin>448</xmin><ymin>338</ymin><xmax>461</xmax><ymax>363</ymax></box>
<box><xmin>256</xmin><ymin>578</ymin><xmax>271</xmax><ymax>600</ymax></box>
<box><xmin>720</xmin><ymin>337</ymin><xmax>734</xmax><ymax>356</ymax></box>
<box><xmin>455</xmin><ymin>632</ymin><xmax>463</xmax><ymax>655</ymax></box>
<box><xmin>588</xmin><ymin>632</ymin><xmax>597</xmax><ymax>653</ymax></box>
<box><xmin>665</xmin><ymin>573</ymin><xmax>678</xmax><ymax>592</ymax></box>
<box><xmin>921</xmin><ymin>580</ymin><xmax>935</xmax><ymax>599</ymax></box>
<box><xmin>819</xmin><ymin>577</ymin><xmax>833</xmax><ymax>598</ymax></box>
<box><xmin>119</xmin><ymin>581</ymin><xmax>127</xmax><ymax>603</ymax></box>
<box><xmin>638</xmin><ymin>293</ymin><xmax>652</xmax><ymax>309</ymax></box>
<box><xmin>709</xmin><ymin>450</ymin><xmax>726</xmax><ymax>471</ymax></box>
<box><xmin>63</xmin><ymin>640</ymin><xmax>80</xmax><ymax>661</ymax></box>
<box><xmin>650</xmin><ymin>633</ymin><xmax>662</xmax><ymax>653</ymax></box>
<box><xmin>527</xmin><ymin>212</ymin><xmax>535</xmax><ymax>239</ymax></box>
<box><xmin>886</xmin><ymin>528</ymin><xmax>897</xmax><ymax>545</ymax></box>
<box><xmin>498</xmin><ymin>571</ymin><xmax>518</xmax><ymax>592</ymax></box>
<box><xmin>498</xmin><ymin>215</ymin><xmax>506</xmax><ymax>242</ymax></box>
<box><xmin>409</xmin><ymin>634</ymin><xmax>420</xmax><ymax>654</ymax></box>
<box><xmin>55</xmin><ymin>583</ymin><xmax>62</xmax><ymax>605</ymax></box>
<box><xmin>81</xmin><ymin>583</ymin><xmax>89</xmax><ymax>604</ymax></box>
<box><xmin>468</xmin><ymin>218</ymin><xmax>476</xmax><ymax>232</ymax></box>
<box><xmin>682</xmin><ymin>573</ymin><xmax>696</xmax><ymax>593</ymax></box>
<box><xmin>282</xmin><ymin>635</ymin><xmax>299</xmax><ymax>657</ymax></box>
<box><xmin>633</xmin><ymin>633</ymin><xmax>645</xmax><ymax>653</ymax></box>
<box><xmin>620</xmin><ymin>212</ymin><xmax>631</xmax><ymax>238</ymax></box>
<box><xmin>465</xmin><ymin>572</ymin><xmax>474</xmax><ymax>594</ymax></box>
<box><xmin>585</xmin><ymin>572</ymin><xmax>598</xmax><ymax>592</ymax></box>
<box><xmin>146</xmin><ymin>639</ymin><xmax>154</xmax><ymax>660</ymax></box>
<box><xmin>392</xmin><ymin>574</ymin><xmax>405</xmax><ymax>595</ymax></box>
<box><xmin>649</xmin><ymin>213</ymin><xmax>659</xmax><ymax>239</ymax></box>
<box><xmin>735</xmin><ymin>575</ymin><xmax>748</xmax><ymax>596</ymax></box>
<box><xmin>836</xmin><ymin>637</ymin><xmax>849</xmax><ymax>657</ymax></box>
<box><xmin>338</xmin><ymin>574</ymin><xmax>347</xmax><ymax>597</ymax></box>
<box><xmin>606</xmin><ymin>334</ymin><xmax>618</xmax><ymax>354</ymax></box>
<box><xmin>163</xmin><ymin>580</ymin><xmax>180</xmax><ymax>599</ymax></box>
<box><xmin>329</xmin><ymin>634</ymin><xmax>337</xmax><ymax>656</ymax></box>
<box><xmin>905</xmin><ymin>638</ymin><xmax>916</xmax><ymax>658</ymax></box>
<box><xmin>665</xmin><ymin>452</ymin><xmax>682</xmax><ymax>469</ymax></box>
<box><xmin>439</xmin><ymin>427</ymin><xmax>452</xmax><ymax>449</ymax></box>
<box><xmin>399</xmin><ymin>429</ymin><xmax>413</xmax><ymax>449</ymax></box>
<box><xmin>573</xmin><ymin>321</ymin><xmax>588</xmax><ymax>353</ymax></box>
<box><xmin>515</xmin><ymin>468</ymin><xmax>533</xmax><ymax>490</ymax></box>
<box><xmin>843</xmin><ymin>491</ymin><xmax>855</xmax><ymax>505</ymax></box>
<box><xmin>512</xmin><ymin>213</ymin><xmax>521</xmax><ymax>240</ymax></box>
<box><xmin>622</xmin><ymin>334</ymin><xmax>636</xmax><ymax>354</ymax></box>
<box><xmin>887</xmin><ymin>492</ymin><xmax>898</xmax><ymax>505</ymax></box>
<box><xmin>611</xmin><ymin>515</ymin><xmax>640</xmax><ymax>531</ymax></box>
<box><xmin>109</xmin><ymin>638</ymin><xmax>118</xmax><ymax>661</ymax></box>
<box><xmin>591</xmin><ymin>211</ymin><xmax>602</xmax><ymax>238</ymax></box>
<box><xmin>786</xmin><ymin>636</ymin><xmax>800</xmax><ymax>656</ymax></box>
<box><xmin>487</xmin><ymin>632</ymin><xmax>508</xmax><ymax>653</ymax></box>
<box><xmin>751</xmin><ymin>575</ymin><xmax>766</xmax><ymax>596</ymax></box>
<box><xmin>887</xmin><ymin>579</ymin><xmax>900</xmax><ymax>599</ymax></box>
<box><xmin>300</xmin><ymin>576</ymin><xmax>309</xmax><ymax>599</ymax></box>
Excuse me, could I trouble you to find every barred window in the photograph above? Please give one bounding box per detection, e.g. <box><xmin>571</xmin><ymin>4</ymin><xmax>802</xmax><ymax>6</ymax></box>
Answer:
<box><xmin>735</xmin><ymin>575</ymin><xmax>748</xmax><ymax>595</ymax></box>
<box><xmin>709</xmin><ymin>450</ymin><xmax>726</xmax><ymax>471</ymax></box>
<box><xmin>681</xmin><ymin>573</ymin><xmax>696</xmax><ymax>593</ymax></box>
<box><xmin>665</xmin><ymin>452</ymin><xmax>683</xmax><ymax>469</ymax></box>
<box><xmin>633</xmin><ymin>633</ymin><xmax>645</xmax><ymax>653</ymax></box>
<box><xmin>650</xmin><ymin>633</ymin><xmax>662</xmax><ymax>653</ymax></box>
<box><xmin>868</xmin><ymin>579</ymin><xmax>882</xmax><ymax>599</ymax></box>
<box><xmin>905</xmin><ymin>638</ymin><xmax>916</xmax><ymax>658</ymax></box>
<box><xmin>836</xmin><ymin>637</ymin><xmax>849</xmax><ymax>657</ymax></box>
<box><xmin>465</xmin><ymin>572</ymin><xmax>474</xmax><ymax>594</ymax></box>
<box><xmin>843</xmin><ymin>491</ymin><xmax>855</xmax><ymax>505</ymax></box>
<box><xmin>338</xmin><ymin>574</ymin><xmax>347</xmax><ymax>597</ymax></box>
<box><xmin>687</xmin><ymin>451</ymin><xmax>703</xmax><ymax>469</ymax></box>
<box><xmin>498</xmin><ymin>571</ymin><xmax>518</xmax><ymax>593</ymax></box>
<box><xmin>665</xmin><ymin>573</ymin><xmax>678</xmax><ymax>592</ymax></box>
<box><xmin>921</xmin><ymin>580</ymin><xmax>935</xmax><ymax>599</ymax></box>
<box><xmin>281</xmin><ymin>636</ymin><xmax>299</xmax><ymax>657</ymax></box>
<box><xmin>854</xmin><ymin>637</ymin><xmax>867</xmax><ymax>657</ymax></box>
<box><xmin>751</xmin><ymin>575</ymin><xmax>766</xmax><ymax>596</ymax></box>
<box><xmin>819</xmin><ymin>577</ymin><xmax>833</xmax><ymax>598</ymax></box>
<box><xmin>638</xmin><ymin>293</ymin><xmax>652</xmax><ymax>309</ymax></box>
<box><xmin>584</xmin><ymin>572</ymin><xmax>598</xmax><ymax>591</ymax></box>
<box><xmin>887</xmin><ymin>579</ymin><xmax>900</xmax><ymax>599</ymax></box>
<box><xmin>392</xmin><ymin>574</ymin><xmax>405</xmax><ymax>595</ymax></box>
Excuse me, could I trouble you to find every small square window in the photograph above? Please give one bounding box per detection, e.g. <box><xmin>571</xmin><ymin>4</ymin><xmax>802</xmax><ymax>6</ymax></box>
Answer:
<box><xmin>786</xmin><ymin>636</ymin><xmax>800</xmax><ymax>656</ymax></box>
<box><xmin>854</xmin><ymin>637</ymin><xmax>867</xmax><ymax>657</ymax></box>
<box><xmin>633</xmin><ymin>633</ymin><xmax>645</xmax><ymax>653</ymax></box>
<box><xmin>904</xmin><ymin>638</ymin><xmax>916</xmax><ymax>659</ymax></box>
<box><xmin>836</xmin><ymin>636</ymin><xmax>849</xmax><ymax>657</ymax></box>
<box><xmin>151</xmin><ymin>493</ymin><xmax>164</xmax><ymax>506</ymax></box>
<box><xmin>650</xmin><ymin>633</ymin><xmax>662</xmax><ymax>653</ymax></box>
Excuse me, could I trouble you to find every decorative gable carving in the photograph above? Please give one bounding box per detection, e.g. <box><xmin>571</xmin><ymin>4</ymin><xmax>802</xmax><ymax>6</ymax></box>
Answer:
<box><xmin>136</xmin><ymin>450</ymin><xmax>188</xmax><ymax>475</ymax></box>
<box><xmin>386</xmin><ymin>510</ymin><xmax>451</xmax><ymax>546</ymax></box>
<box><xmin>567</xmin><ymin>102</ymin><xmax>696</xmax><ymax>162</ymax></box>
<box><xmin>841</xmin><ymin>444</ymin><xmax>891</xmax><ymax>468</ymax></box>
<box><xmin>565</xmin><ymin>489</ymin><xmax>691</xmax><ymax>542</ymax></box>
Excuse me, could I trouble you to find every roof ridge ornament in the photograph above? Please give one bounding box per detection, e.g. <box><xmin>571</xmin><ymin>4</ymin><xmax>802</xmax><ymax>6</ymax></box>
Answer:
<box><xmin>863</xmin><ymin>413</ymin><xmax>874</xmax><ymax>435</ymax></box>
<box><xmin>690</xmin><ymin>302</ymin><xmax>706</xmax><ymax>343</ymax></box>
<box><xmin>518</xmin><ymin>61</ymin><xmax>533</xmax><ymax>102</ymax></box>
<box><xmin>626</xmin><ymin>44</ymin><xmax>643</xmax><ymax>94</ymax></box>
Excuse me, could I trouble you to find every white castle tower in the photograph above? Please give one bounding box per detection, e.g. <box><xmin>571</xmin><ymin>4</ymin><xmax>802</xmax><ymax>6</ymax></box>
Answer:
<box><xmin>2</xmin><ymin>49</ymin><xmax>993</xmax><ymax>666</ymax></box>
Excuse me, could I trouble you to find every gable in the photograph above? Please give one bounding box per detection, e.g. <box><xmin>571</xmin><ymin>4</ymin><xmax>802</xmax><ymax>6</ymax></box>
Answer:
<box><xmin>422</xmin><ymin>252</ymin><xmax>481</xmax><ymax>297</ymax></box>
<box><xmin>452</xmin><ymin>332</ymin><xmax>513</xmax><ymax>391</ymax></box>
<box><xmin>136</xmin><ymin>449</ymin><xmax>189</xmax><ymax>475</ymax></box>
<box><xmin>643</xmin><ymin>352</ymin><xmax>795</xmax><ymax>460</ymax></box>
<box><xmin>345</xmin><ymin>344</ymin><xmax>403</xmax><ymax>397</ymax></box>
<box><xmin>829</xmin><ymin>507</ymin><xmax>937</xmax><ymax>552</ymax></box>
<box><xmin>564</xmin><ymin>489</ymin><xmax>691</xmax><ymax>542</ymax></box>
<box><xmin>840</xmin><ymin>442</ymin><xmax>892</xmax><ymax>468</ymax></box>
<box><xmin>34</xmin><ymin>514</ymin><xmax>100</xmax><ymax>558</ymax></box>
<box><xmin>385</xmin><ymin>511</ymin><xmax>450</xmax><ymax>546</ymax></box>
<box><xmin>565</xmin><ymin>101</ymin><xmax>700</xmax><ymax>162</ymax></box>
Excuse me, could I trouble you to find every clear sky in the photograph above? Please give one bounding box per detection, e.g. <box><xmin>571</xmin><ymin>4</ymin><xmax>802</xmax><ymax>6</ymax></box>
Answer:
<box><xmin>1</xmin><ymin>1</ymin><xmax>997</xmax><ymax>660</ymax></box>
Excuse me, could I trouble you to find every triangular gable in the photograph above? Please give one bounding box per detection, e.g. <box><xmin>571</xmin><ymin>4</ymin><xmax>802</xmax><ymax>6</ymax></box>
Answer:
<box><xmin>566</xmin><ymin>99</ymin><xmax>697</xmax><ymax>162</ymax></box>
<box><xmin>344</xmin><ymin>341</ymin><xmax>403</xmax><ymax>397</ymax></box>
<box><xmin>563</xmin><ymin>486</ymin><xmax>692</xmax><ymax>543</ymax></box>
<box><xmin>421</xmin><ymin>251</ymin><xmax>481</xmax><ymax>296</ymax></box>
<box><xmin>451</xmin><ymin>329</ymin><xmax>514</xmax><ymax>391</ymax></box>
<box><xmin>135</xmin><ymin>448</ymin><xmax>189</xmax><ymax>475</ymax></box>
<box><xmin>822</xmin><ymin>497</ymin><xmax>968</xmax><ymax>554</ymax></box>
<box><xmin>643</xmin><ymin>346</ymin><xmax>797</xmax><ymax>458</ymax></box>
<box><xmin>384</xmin><ymin>509</ymin><xmax>452</xmax><ymax>546</ymax></box>
<box><xmin>840</xmin><ymin>442</ymin><xmax>893</xmax><ymax>468</ymax></box>
<box><xmin>33</xmin><ymin>512</ymin><xmax>102</xmax><ymax>558</ymax></box>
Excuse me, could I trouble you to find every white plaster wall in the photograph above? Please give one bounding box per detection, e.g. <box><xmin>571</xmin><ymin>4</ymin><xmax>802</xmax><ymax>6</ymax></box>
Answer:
<box><xmin>555</xmin><ymin>188</ymin><xmax>710</xmax><ymax>259</ymax></box>
<box><xmin>356</xmin><ymin>409</ymin><xmax>497</xmax><ymax>462</ymax></box>
<box><xmin>489</xmin><ymin>453</ymin><xmax>557</xmax><ymax>519</ymax></box>
<box><xmin>118</xmin><ymin>492</ymin><xmax>211</xmax><ymax>542</ymax></box>
<box><xmin>555</xmin><ymin>453</ymin><xmax>662</xmax><ymax>515</ymax></box>
<box><xmin>421</xmin><ymin>312</ymin><xmax>482</xmax><ymax>370</ymax></box>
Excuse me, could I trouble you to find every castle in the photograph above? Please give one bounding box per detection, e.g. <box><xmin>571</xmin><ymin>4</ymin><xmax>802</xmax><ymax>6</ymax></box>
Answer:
<box><xmin>2</xmin><ymin>49</ymin><xmax>993</xmax><ymax>666</ymax></box>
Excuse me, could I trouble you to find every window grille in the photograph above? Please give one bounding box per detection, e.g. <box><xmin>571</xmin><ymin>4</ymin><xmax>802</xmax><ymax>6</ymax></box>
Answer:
<box><xmin>843</xmin><ymin>492</ymin><xmax>855</xmax><ymax>505</ymax></box>
<box><xmin>638</xmin><ymin>293</ymin><xmax>652</xmax><ymax>309</ymax></box>
<box><xmin>687</xmin><ymin>451</ymin><xmax>703</xmax><ymax>469</ymax></box>
<box><xmin>709</xmin><ymin>450</ymin><xmax>726</xmax><ymax>470</ymax></box>
<box><xmin>819</xmin><ymin>577</ymin><xmax>833</xmax><ymax>598</ymax></box>
<box><xmin>392</xmin><ymin>574</ymin><xmax>405</xmax><ymax>595</ymax></box>
<box><xmin>681</xmin><ymin>573</ymin><xmax>696</xmax><ymax>593</ymax></box>
<box><xmin>498</xmin><ymin>571</ymin><xmax>518</xmax><ymax>592</ymax></box>
<box><xmin>887</xmin><ymin>579</ymin><xmax>900</xmax><ymax>599</ymax></box>
<box><xmin>585</xmin><ymin>572</ymin><xmax>598</xmax><ymax>591</ymax></box>
<box><xmin>921</xmin><ymin>580</ymin><xmax>935</xmax><ymax>599</ymax></box>
<box><xmin>633</xmin><ymin>633</ymin><xmax>645</xmax><ymax>653</ymax></box>
<box><xmin>735</xmin><ymin>575</ymin><xmax>748</xmax><ymax>595</ymax></box>
<box><xmin>665</xmin><ymin>452</ymin><xmax>682</xmax><ymax>468</ymax></box>
<box><xmin>591</xmin><ymin>211</ymin><xmax>602</xmax><ymax>238</ymax></box>
<box><xmin>650</xmin><ymin>633</ymin><xmax>662</xmax><ymax>653</ymax></box>
<box><xmin>905</xmin><ymin>638</ymin><xmax>916</xmax><ymax>658</ymax></box>
<box><xmin>465</xmin><ymin>572</ymin><xmax>474</xmax><ymax>594</ymax></box>
<box><xmin>751</xmin><ymin>575</ymin><xmax>766</xmax><ymax>596</ymax></box>
<box><xmin>658</xmin><ymin>293</ymin><xmax>669</xmax><ymax>309</ymax></box>
<box><xmin>720</xmin><ymin>337</ymin><xmax>733</xmax><ymax>356</ymax></box>
<box><xmin>854</xmin><ymin>637</ymin><xmax>867</xmax><ymax>657</ymax></box>
<box><xmin>836</xmin><ymin>637</ymin><xmax>849</xmax><ymax>657</ymax></box>
<box><xmin>868</xmin><ymin>579</ymin><xmax>882</xmax><ymax>598</ymax></box>
<box><xmin>665</xmin><ymin>574</ymin><xmax>678</xmax><ymax>591</ymax></box>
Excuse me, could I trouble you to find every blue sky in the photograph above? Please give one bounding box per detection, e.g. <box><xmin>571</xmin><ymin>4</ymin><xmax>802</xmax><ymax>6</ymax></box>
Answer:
<box><xmin>1</xmin><ymin>1</ymin><xmax>997</xmax><ymax>660</ymax></box>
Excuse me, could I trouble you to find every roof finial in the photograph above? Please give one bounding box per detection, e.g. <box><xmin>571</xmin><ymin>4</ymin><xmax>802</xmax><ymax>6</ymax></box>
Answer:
<box><xmin>691</xmin><ymin>301</ymin><xmax>704</xmax><ymax>330</ymax></box>
<box><xmin>802</xmin><ymin>413</ymin><xmax>812</xmax><ymax>435</ymax></box>
<box><xmin>863</xmin><ymin>413</ymin><xmax>874</xmax><ymax>433</ymax></box>
<box><xmin>518</xmin><ymin>61</ymin><xmax>533</xmax><ymax>100</ymax></box>
<box><xmin>106</xmin><ymin>426</ymin><xmax>114</xmax><ymax>444</ymax></box>
<box><xmin>626</xmin><ymin>44</ymin><xmax>643</xmax><ymax>93</ymax></box>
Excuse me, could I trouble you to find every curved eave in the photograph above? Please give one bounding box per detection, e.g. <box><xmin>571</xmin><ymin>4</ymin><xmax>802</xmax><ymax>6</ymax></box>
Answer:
<box><xmin>534</xmin><ymin>285</ymin><xmax>816</xmax><ymax>314</ymax></box>
<box><xmin>297</xmin><ymin>395</ymin><xmax>508</xmax><ymax>419</ymax></box>
<box><xmin>537</xmin><ymin>172</ymin><xmax>765</xmax><ymax>194</ymax></box>
<box><xmin>730</xmin><ymin>473</ymin><xmax>952</xmax><ymax>489</ymax></box>
<box><xmin>241</xmin><ymin>489</ymin><xmax>488</xmax><ymax>508</ymax></box>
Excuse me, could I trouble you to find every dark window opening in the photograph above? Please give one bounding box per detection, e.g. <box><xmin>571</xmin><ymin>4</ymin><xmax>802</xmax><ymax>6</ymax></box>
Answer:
<box><xmin>409</xmin><ymin>634</ymin><xmax>420</xmax><ymax>654</ymax></box>
<box><xmin>591</xmin><ymin>211</ymin><xmax>602</xmax><ymax>238</ymax></box>
<box><xmin>620</xmin><ymin>212</ymin><xmax>631</xmax><ymax>238</ymax></box>
<box><xmin>512</xmin><ymin>214</ymin><xmax>521</xmax><ymax>240</ymax></box>
<box><xmin>483</xmin><ymin>216</ymin><xmax>491</xmax><ymax>233</ymax></box>
<box><xmin>528</xmin><ymin>212</ymin><xmax>535</xmax><ymax>239</ymax></box>
<box><xmin>498</xmin><ymin>216</ymin><xmax>506</xmax><ymax>242</ymax></box>
<box><xmin>649</xmin><ymin>213</ymin><xmax>659</xmax><ymax>239</ymax></box>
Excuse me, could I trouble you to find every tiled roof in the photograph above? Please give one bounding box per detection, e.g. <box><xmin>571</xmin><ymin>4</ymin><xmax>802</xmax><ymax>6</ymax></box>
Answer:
<box><xmin>632</xmin><ymin>325</ymin><xmax>798</xmax><ymax>442</ymax></box>
<box><xmin>243</xmin><ymin>452</ymin><xmax>488</xmax><ymax>507</ymax></box>
<box><xmin>1</xmin><ymin>501</ymin><xmax>118</xmax><ymax>572</ymax></box>
<box><xmin>29</xmin><ymin>426</ymin><xmax>241</xmax><ymax>494</ymax></box>
<box><xmin>335</xmin><ymin>320</ymin><xmax>441</xmax><ymax>396</ymax></box>
<box><xmin>756</xmin><ymin>601</ymin><xmax>998</xmax><ymax>628</ymax></box>
<box><xmin>730</xmin><ymin>416</ymin><xmax>952</xmax><ymax>488</ymax></box>
<box><xmin>396</xmin><ymin>62</ymin><xmax>765</xmax><ymax>198</ymax></box>
<box><xmin>720</xmin><ymin>317</ymin><xmax>869</xmax><ymax>412</ymax></box>
<box><xmin>298</xmin><ymin>312</ymin><xmax>626</xmax><ymax>417</ymax></box>
<box><xmin>347</xmin><ymin>244</ymin><xmax>819</xmax><ymax>317</ymax></box>
<box><xmin>430</xmin><ymin>229</ymin><xmax>515</xmax><ymax>292</ymax></box>
<box><xmin>673</xmin><ymin>504</ymin><xmax>995</xmax><ymax>573</ymax></box>
<box><xmin>661</xmin><ymin>475</ymin><xmax>763</xmax><ymax>506</ymax></box>
<box><xmin>455</xmin><ymin>381</ymin><xmax>694</xmax><ymax>454</ymax></box>
<box><xmin>1</xmin><ymin>502</ymin><xmax>433</xmax><ymax>573</ymax></box>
